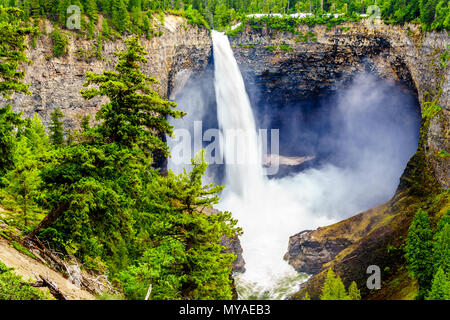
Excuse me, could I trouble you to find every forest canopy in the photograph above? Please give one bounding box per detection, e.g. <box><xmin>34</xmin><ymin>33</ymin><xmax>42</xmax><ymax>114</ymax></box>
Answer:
<box><xmin>0</xmin><ymin>0</ymin><xmax>447</xmax><ymax>38</ymax></box>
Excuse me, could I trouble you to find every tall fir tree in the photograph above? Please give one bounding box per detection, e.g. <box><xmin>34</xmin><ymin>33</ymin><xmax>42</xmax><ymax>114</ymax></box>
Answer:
<box><xmin>405</xmin><ymin>209</ymin><xmax>434</xmax><ymax>298</ymax></box>
<box><xmin>48</xmin><ymin>107</ymin><xmax>65</xmax><ymax>146</ymax></box>
<box><xmin>320</xmin><ymin>268</ymin><xmax>350</xmax><ymax>300</ymax></box>
<box><xmin>119</xmin><ymin>151</ymin><xmax>241</xmax><ymax>300</ymax></box>
<box><xmin>81</xmin><ymin>36</ymin><xmax>185</xmax><ymax>158</ymax></box>
<box><xmin>0</xmin><ymin>6</ymin><xmax>32</xmax><ymax>177</ymax></box>
<box><xmin>348</xmin><ymin>281</ymin><xmax>361</xmax><ymax>300</ymax></box>
<box><xmin>0</xmin><ymin>6</ymin><xmax>32</xmax><ymax>98</ymax></box>
<box><xmin>432</xmin><ymin>212</ymin><xmax>450</xmax><ymax>275</ymax></box>
<box><xmin>2</xmin><ymin>133</ymin><xmax>42</xmax><ymax>227</ymax></box>
<box><xmin>426</xmin><ymin>267</ymin><xmax>450</xmax><ymax>300</ymax></box>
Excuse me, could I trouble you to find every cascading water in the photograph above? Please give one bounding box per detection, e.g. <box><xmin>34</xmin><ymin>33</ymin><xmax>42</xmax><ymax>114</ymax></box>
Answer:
<box><xmin>167</xmin><ymin>30</ymin><xmax>419</xmax><ymax>300</ymax></box>
<box><xmin>212</xmin><ymin>31</ymin><xmax>264</xmax><ymax>200</ymax></box>
<box><xmin>212</xmin><ymin>31</ymin><xmax>330</xmax><ymax>299</ymax></box>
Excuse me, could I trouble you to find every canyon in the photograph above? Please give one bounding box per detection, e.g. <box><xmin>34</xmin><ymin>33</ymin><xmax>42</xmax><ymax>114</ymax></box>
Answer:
<box><xmin>1</xmin><ymin>15</ymin><xmax>448</xmax><ymax>300</ymax></box>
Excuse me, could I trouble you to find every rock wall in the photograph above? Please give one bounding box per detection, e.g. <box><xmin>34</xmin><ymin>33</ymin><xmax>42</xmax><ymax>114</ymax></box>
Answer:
<box><xmin>229</xmin><ymin>21</ymin><xmax>449</xmax><ymax>188</ymax></box>
<box><xmin>229</xmin><ymin>20</ymin><xmax>448</xmax><ymax>299</ymax></box>
<box><xmin>0</xmin><ymin>15</ymin><xmax>212</xmax><ymax>130</ymax></box>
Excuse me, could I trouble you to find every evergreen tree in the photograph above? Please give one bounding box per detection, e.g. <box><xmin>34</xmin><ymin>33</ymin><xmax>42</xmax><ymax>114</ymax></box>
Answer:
<box><xmin>1</xmin><ymin>134</ymin><xmax>41</xmax><ymax>227</ymax></box>
<box><xmin>1</xmin><ymin>114</ymin><xmax>48</xmax><ymax>227</ymax></box>
<box><xmin>120</xmin><ymin>151</ymin><xmax>241</xmax><ymax>300</ymax></box>
<box><xmin>320</xmin><ymin>268</ymin><xmax>350</xmax><ymax>300</ymax></box>
<box><xmin>49</xmin><ymin>107</ymin><xmax>65</xmax><ymax>146</ymax></box>
<box><xmin>405</xmin><ymin>209</ymin><xmax>434</xmax><ymax>298</ymax></box>
<box><xmin>164</xmin><ymin>151</ymin><xmax>241</xmax><ymax>299</ymax></box>
<box><xmin>85</xmin><ymin>0</ymin><xmax>99</xmax><ymax>22</ymax></box>
<box><xmin>348</xmin><ymin>281</ymin><xmax>361</xmax><ymax>300</ymax></box>
<box><xmin>432</xmin><ymin>212</ymin><xmax>450</xmax><ymax>275</ymax></box>
<box><xmin>420</xmin><ymin>0</ymin><xmax>438</xmax><ymax>30</ymax></box>
<box><xmin>0</xmin><ymin>6</ymin><xmax>32</xmax><ymax>177</ymax></box>
<box><xmin>0</xmin><ymin>106</ymin><xmax>23</xmax><ymax>178</ymax></box>
<box><xmin>81</xmin><ymin>36</ymin><xmax>185</xmax><ymax>158</ymax></box>
<box><xmin>111</xmin><ymin>0</ymin><xmax>131</xmax><ymax>34</ymax></box>
<box><xmin>0</xmin><ymin>6</ymin><xmax>33</xmax><ymax>98</ymax></box>
<box><xmin>101</xmin><ymin>16</ymin><xmax>111</xmax><ymax>38</ymax></box>
<box><xmin>426</xmin><ymin>267</ymin><xmax>450</xmax><ymax>300</ymax></box>
<box><xmin>301</xmin><ymin>292</ymin><xmax>311</xmax><ymax>300</ymax></box>
<box><xmin>30</xmin><ymin>0</ymin><xmax>41</xmax><ymax>18</ymax></box>
<box><xmin>23</xmin><ymin>113</ymin><xmax>50</xmax><ymax>159</ymax></box>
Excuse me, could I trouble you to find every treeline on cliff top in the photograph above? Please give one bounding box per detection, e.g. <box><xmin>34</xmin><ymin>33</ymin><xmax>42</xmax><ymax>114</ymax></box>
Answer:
<box><xmin>0</xmin><ymin>6</ymin><xmax>241</xmax><ymax>300</ymax></box>
<box><xmin>0</xmin><ymin>0</ymin><xmax>447</xmax><ymax>39</ymax></box>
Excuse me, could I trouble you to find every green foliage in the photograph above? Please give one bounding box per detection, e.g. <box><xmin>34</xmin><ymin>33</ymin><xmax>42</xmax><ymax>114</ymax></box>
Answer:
<box><xmin>50</xmin><ymin>26</ymin><xmax>68</xmax><ymax>58</ymax></box>
<box><xmin>295</xmin><ymin>30</ymin><xmax>317</xmax><ymax>42</ymax></box>
<box><xmin>320</xmin><ymin>268</ymin><xmax>360</xmax><ymax>300</ymax></box>
<box><xmin>2</xmin><ymin>0</ymin><xmax>448</xmax><ymax>41</ymax></box>
<box><xmin>228</xmin><ymin>13</ymin><xmax>360</xmax><ymax>37</ymax></box>
<box><xmin>0</xmin><ymin>6</ymin><xmax>33</xmax><ymax>98</ymax></box>
<box><xmin>348</xmin><ymin>281</ymin><xmax>361</xmax><ymax>300</ymax></box>
<box><xmin>279</xmin><ymin>43</ymin><xmax>292</xmax><ymax>52</ymax></box>
<box><xmin>49</xmin><ymin>107</ymin><xmax>65</xmax><ymax>146</ymax></box>
<box><xmin>1</xmin><ymin>128</ymin><xmax>43</xmax><ymax>227</ymax></box>
<box><xmin>81</xmin><ymin>36</ymin><xmax>185</xmax><ymax>157</ymax></box>
<box><xmin>422</xmin><ymin>98</ymin><xmax>442</xmax><ymax>120</ymax></box>
<box><xmin>0</xmin><ymin>106</ymin><xmax>23</xmax><ymax>178</ymax></box>
<box><xmin>320</xmin><ymin>269</ymin><xmax>347</xmax><ymax>300</ymax></box>
<box><xmin>23</xmin><ymin>38</ymin><xmax>240</xmax><ymax>300</ymax></box>
<box><xmin>0</xmin><ymin>260</ymin><xmax>51</xmax><ymax>300</ymax></box>
<box><xmin>37</xmin><ymin>143</ymin><xmax>147</xmax><ymax>272</ymax></box>
<box><xmin>432</xmin><ymin>211</ymin><xmax>450</xmax><ymax>275</ymax></box>
<box><xmin>11</xmin><ymin>240</ymin><xmax>38</xmax><ymax>260</ymax></box>
<box><xmin>119</xmin><ymin>239</ymin><xmax>185</xmax><ymax>299</ymax></box>
<box><xmin>405</xmin><ymin>209</ymin><xmax>435</xmax><ymax>298</ymax></box>
<box><xmin>426</xmin><ymin>267</ymin><xmax>450</xmax><ymax>300</ymax></box>
<box><xmin>119</xmin><ymin>151</ymin><xmax>241</xmax><ymax>300</ymax></box>
<box><xmin>438</xmin><ymin>149</ymin><xmax>450</xmax><ymax>158</ymax></box>
<box><xmin>301</xmin><ymin>292</ymin><xmax>311</xmax><ymax>300</ymax></box>
<box><xmin>111</xmin><ymin>0</ymin><xmax>131</xmax><ymax>34</ymax></box>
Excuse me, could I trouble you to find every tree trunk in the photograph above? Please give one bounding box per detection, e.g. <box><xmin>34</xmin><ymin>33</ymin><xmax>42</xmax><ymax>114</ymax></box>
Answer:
<box><xmin>27</xmin><ymin>202</ymin><xmax>69</xmax><ymax>240</ymax></box>
<box><xmin>23</xmin><ymin>190</ymin><xmax>27</xmax><ymax>227</ymax></box>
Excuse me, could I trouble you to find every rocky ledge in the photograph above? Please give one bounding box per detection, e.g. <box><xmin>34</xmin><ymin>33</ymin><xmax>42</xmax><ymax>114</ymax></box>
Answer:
<box><xmin>220</xmin><ymin>235</ymin><xmax>246</xmax><ymax>274</ymax></box>
<box><xmin>284</xmin><ymin>230</ymin><xmax>353</xmax><ymax>274</ymax></box>
<box><xmin>0</xmin><ymin>15</ymin><xmax>212</xmax><ymax>130</ymax></box>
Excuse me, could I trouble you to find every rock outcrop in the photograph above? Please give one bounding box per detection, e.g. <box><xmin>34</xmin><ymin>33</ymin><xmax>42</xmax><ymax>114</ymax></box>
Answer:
<box><xmin>284</xmin><ymin>230</ymin><xmax>353</xmax><ymax>274</ymax></box>
<box><xmin>228</xmin><ymin>20</ymin><xmax>448</xmax><ymax>300</ymax></box>
<box><xmin>0</xmin><ymin>15</ymin><xmax>212</xmax><ymax>130</ymax></box>
<box><xmin>220</xmin><ymin>235</ymin><xmax>246</xmax><ymax>274</ymax></box>
<box><xmin>229</xmin><ymin>21</ymin><xmax>449</xmax><ymax>189</ymax></box>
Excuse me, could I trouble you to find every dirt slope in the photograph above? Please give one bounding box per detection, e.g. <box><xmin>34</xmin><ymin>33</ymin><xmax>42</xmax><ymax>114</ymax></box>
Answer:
<box><xmin>0</xmin><ymin>237</ymin><xmax>95</xmax><ymax>300</ymax></box>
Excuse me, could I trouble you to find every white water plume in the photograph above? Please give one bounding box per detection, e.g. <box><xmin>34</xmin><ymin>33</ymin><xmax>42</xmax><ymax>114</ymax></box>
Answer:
<box><xmin>211</xmin><ymin>31</ymin><xmax>419</xmax><ymax>300</ymax></box>
<box><xmin>212</xmin><ymin>31</ymin><xmax>332</xmax><ymax>299</ymax></box>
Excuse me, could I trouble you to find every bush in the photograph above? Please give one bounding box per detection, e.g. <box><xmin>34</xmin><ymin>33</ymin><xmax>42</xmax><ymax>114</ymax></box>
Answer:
<box><xmin>50</xmin><ymin>27</ymin><xmax>68</xmax><ymax>58</ymax></box>
<box><xmin>0</xmin><ymin>261</ymin><xmax>51</xmax><ymax>300</ymax></box>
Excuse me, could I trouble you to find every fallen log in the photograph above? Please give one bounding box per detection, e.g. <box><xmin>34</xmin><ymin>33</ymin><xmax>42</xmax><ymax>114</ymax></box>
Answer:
<box><xmin>24</xmin><ymin>274</ymin><xmax>67</xmax><ymax>300</ymax></box>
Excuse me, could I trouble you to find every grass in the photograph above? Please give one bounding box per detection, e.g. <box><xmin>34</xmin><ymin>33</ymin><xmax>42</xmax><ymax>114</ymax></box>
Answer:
<box><xmin>11</xmin><ymin>241</ymin><xmax>39</xmax><ymax>261</ymax></box>
<box><xmin>279</xmin><ymin>44</ymin><xmax>293</xmax><ymax>52</ymax></box>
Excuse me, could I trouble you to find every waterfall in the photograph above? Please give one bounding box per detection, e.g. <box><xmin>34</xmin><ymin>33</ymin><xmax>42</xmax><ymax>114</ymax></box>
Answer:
<box><xmin>212</xmin><ymin>31</ymin><xmax>264</xmax><ymax>199</ymax></box>
<box><xmin>165</xmin><ymin>30</ymin><xmax>419</xmax><ymax>300</ymax></box>
<box><xmin>212</xmin><ymin>31</ymin><xmax>314</xmax><ymax>299</ymax></box>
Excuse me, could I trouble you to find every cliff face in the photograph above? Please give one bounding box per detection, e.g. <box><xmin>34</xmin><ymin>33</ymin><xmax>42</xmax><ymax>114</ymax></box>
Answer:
<box><xmin>0</xmin><ymin>15</ymin><xmax>212</xmax><ymax>130</ymax></box>
<box><xmin>1</xmin><ymin>16</ymin><xmax>448</xmax><ymax>300</ymax></box>
<box><xmin>229</xmin><ymin>21</ymin><xmax>448</xmax><ymax>300</ymax></box>
<box><xmin>229</xmin><ymin>21</ymin><xmax>449</xmax><ymax>189</ymax></box>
